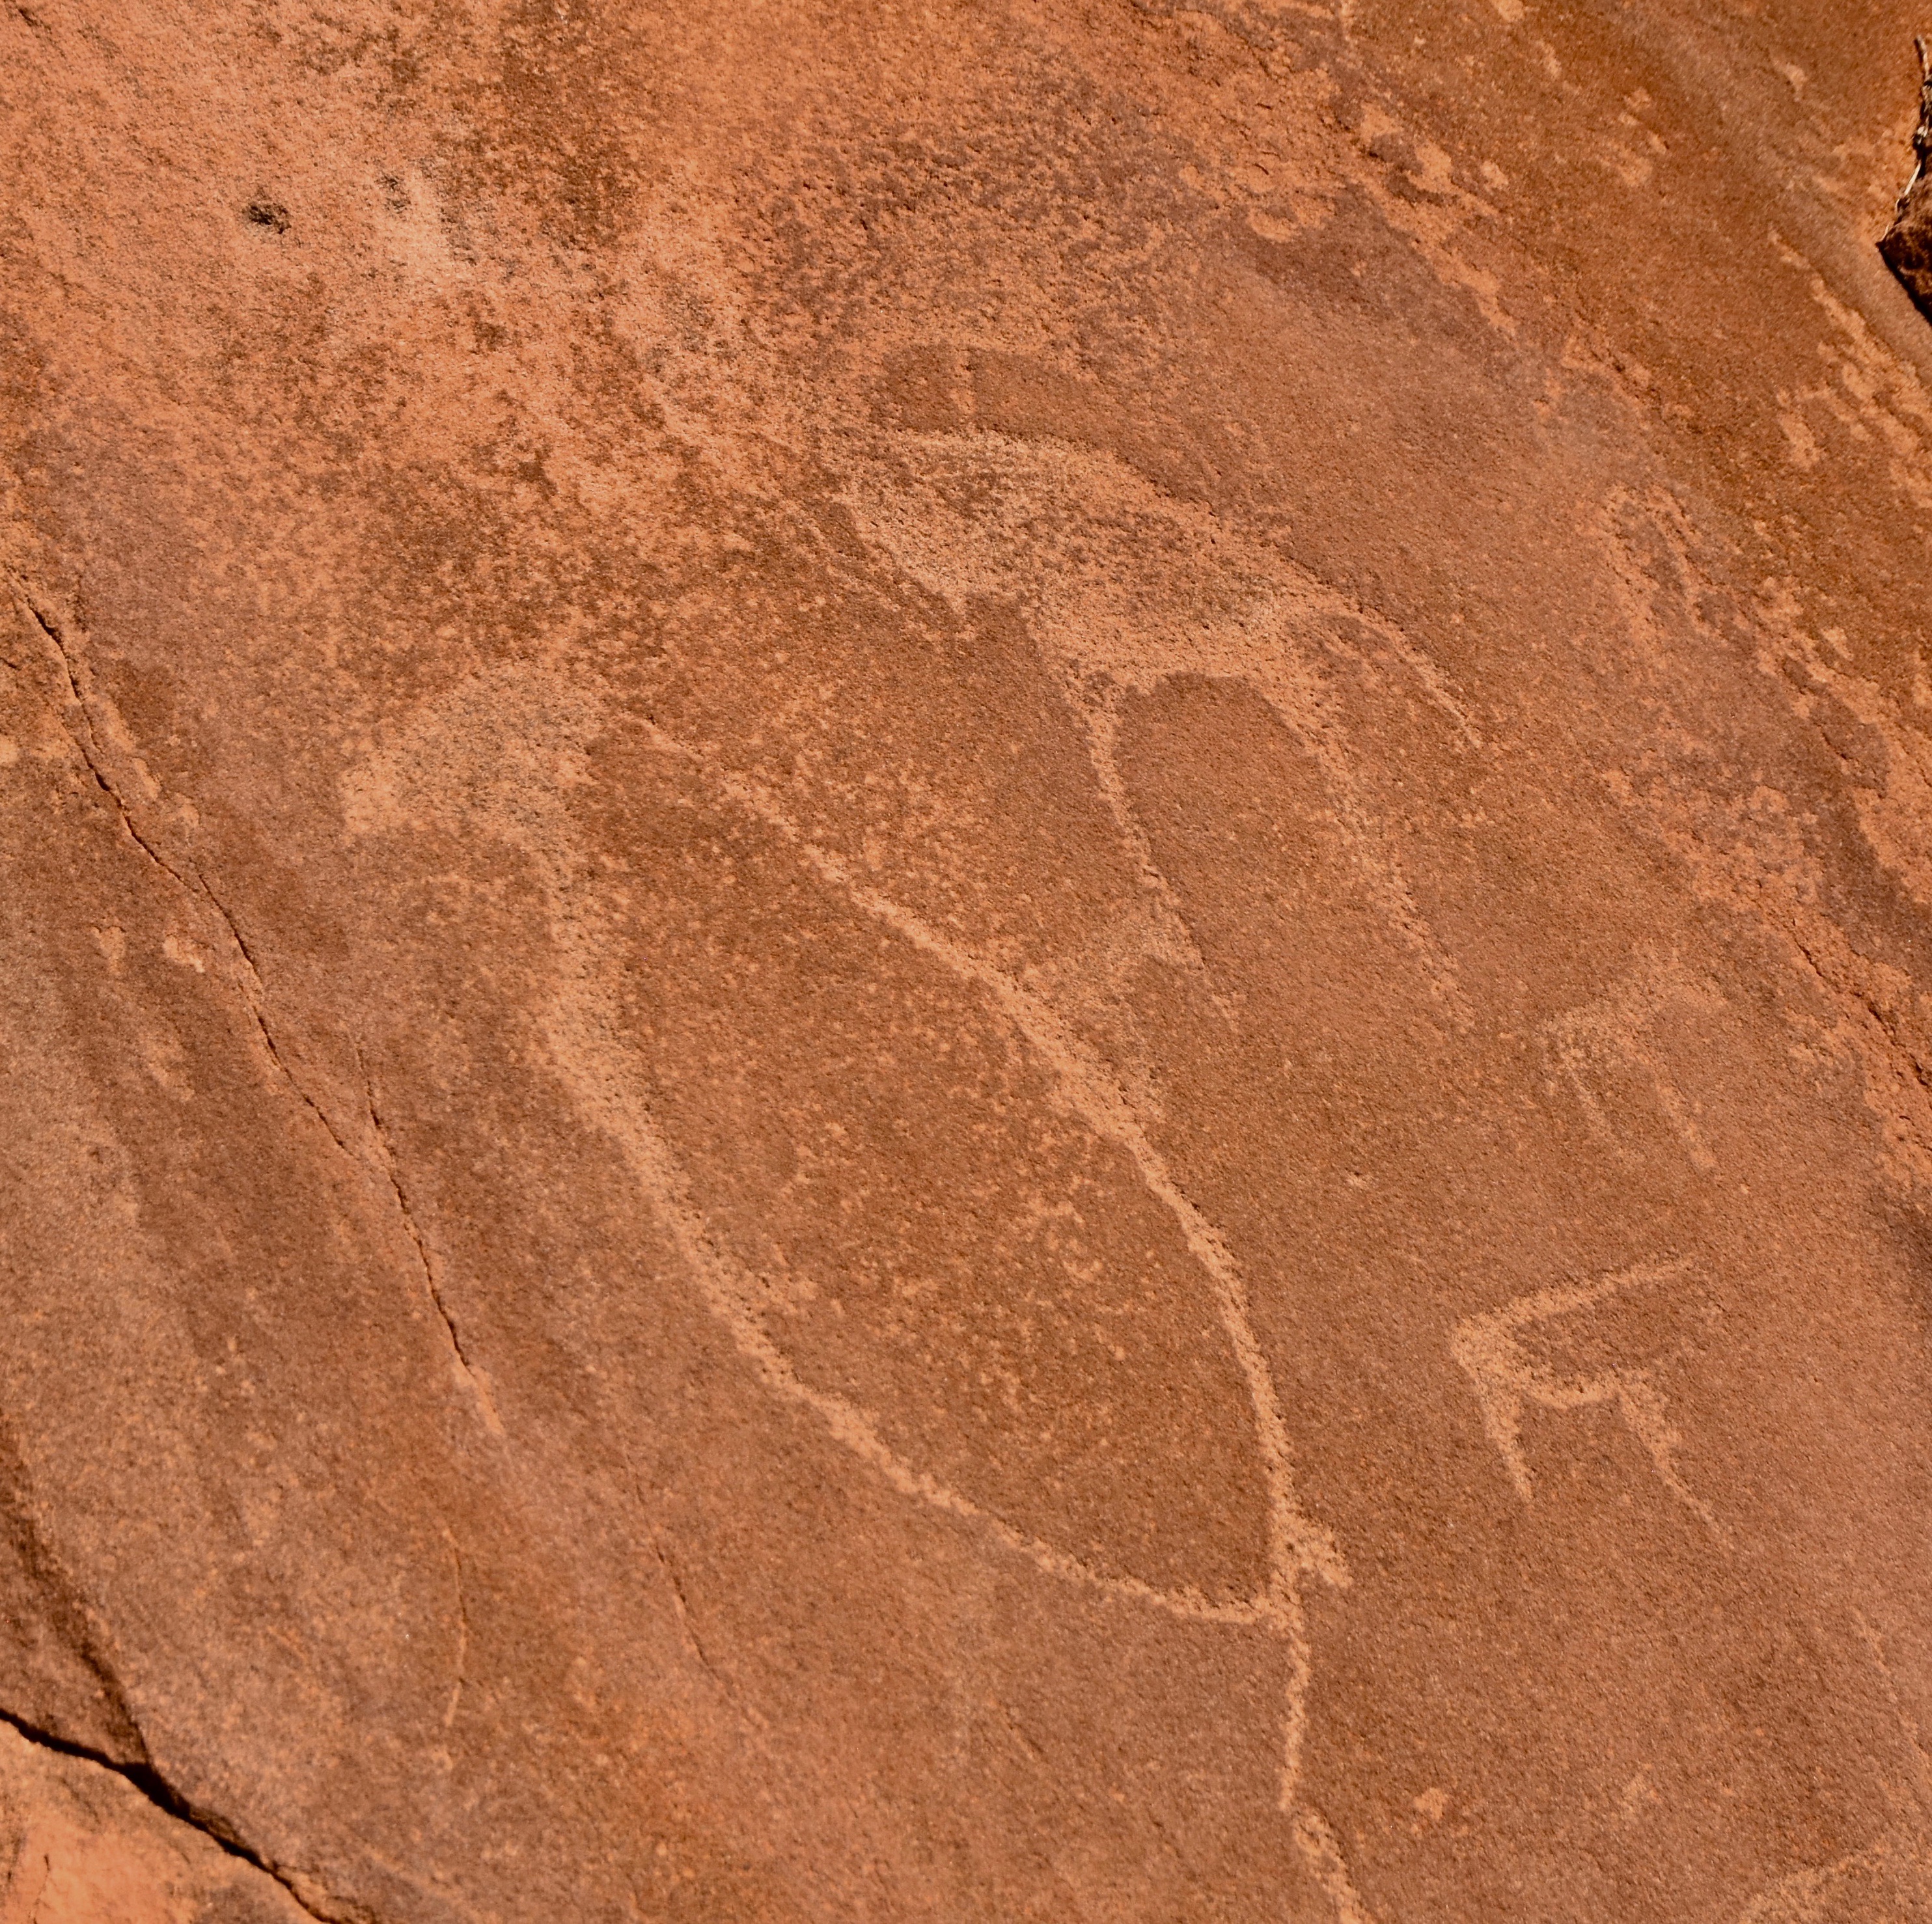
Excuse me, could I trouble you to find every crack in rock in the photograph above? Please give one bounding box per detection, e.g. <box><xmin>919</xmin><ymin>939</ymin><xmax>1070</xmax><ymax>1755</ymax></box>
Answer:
<box><xmin>0</xmin><ymin>1704</ymin><xmax>373</xmax><ymax>1923</ymax></box>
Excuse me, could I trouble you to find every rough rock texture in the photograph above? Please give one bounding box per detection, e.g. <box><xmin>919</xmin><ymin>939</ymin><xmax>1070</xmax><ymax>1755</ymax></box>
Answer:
<box><xmin>6</xmin><ymin>3</ymin><xmax>1932</xmax><ymax>1919</ymax></box>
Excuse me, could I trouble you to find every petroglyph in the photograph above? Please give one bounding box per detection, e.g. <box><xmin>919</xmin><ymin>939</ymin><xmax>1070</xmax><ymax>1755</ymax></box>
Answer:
<box><xmin>1451</xmin><ymin>1257</ymin><xmax>1718</xmax><ymax>1529</ymax></box>
<box><xmin>1854</xmin><ymin>1606</ymin><xmax>1932</xmax><ymax>1796</ymax></box>
<box><xmin>1738</xmin><ymin>1824</ymin><xmax>1932</xmax><ymax>1921</ymax></box>
<box><xmin>341</xmin><ymin>666</ymin><xmax>1344</xmax><ymax>1815</ymax></box>
<box><xmin>1752</xmin><ymin>577</ymin><xmax>1932</xmax><ymax>918</ymax></box>
<box><xmin>837</xmin><ymin>430</ymin><xmax>1479</xmax><ymax>1024</ymax></box>
<box><xmin>1293</xmin><ymin>1807</ymin><xmax>1379</xmax><ymax>1924</ymax></box>
<box><xmin>1601</xmin><ymin>435</ymin><xmax>1932</xmax><ymax>946</ymax></box>
<box><xmin>1543</xmin><ymin>948</ymin><xmax>1726</xmax><ymax>1170</ymax></box>
<box><xmin>1770</xmin><ymin>233</ymin><xmax>1932</xmax><ymax>515</ymax></box>
<box><xmin>29</xmin><ymin>0</ymin><xmax>1932</xmax><ymax>1914</ymax></box>
<box><xmin>1593</xmin><ymin>491</ymin><xmax>1932</xmax><ymax>1194</ymax></box>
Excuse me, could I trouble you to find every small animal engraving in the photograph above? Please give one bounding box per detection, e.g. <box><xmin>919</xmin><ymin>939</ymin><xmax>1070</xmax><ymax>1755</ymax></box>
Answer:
<box><xmin>1451</xmin><ymin>1258</ymin><xmax>1720</xmax><ymax>1531</ymax></box>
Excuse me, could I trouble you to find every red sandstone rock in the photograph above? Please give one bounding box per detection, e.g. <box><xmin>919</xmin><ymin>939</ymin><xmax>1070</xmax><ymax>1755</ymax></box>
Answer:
<box><xmin>6</xmin><ymin>3</ymin><xmax>1932</xmax><ymax>1919</ymax></box>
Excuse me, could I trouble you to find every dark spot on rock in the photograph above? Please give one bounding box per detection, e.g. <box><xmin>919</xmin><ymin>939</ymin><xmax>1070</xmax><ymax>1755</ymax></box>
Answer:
<box><xmin>243</xmin><ymin>200</ymin><xmax>290</xmax><ymax>234</ymax></box>
<box><xmin>1880</xmin><ymin>38</ymin><xmax>1932</xmax><ymax>318</ymax></box>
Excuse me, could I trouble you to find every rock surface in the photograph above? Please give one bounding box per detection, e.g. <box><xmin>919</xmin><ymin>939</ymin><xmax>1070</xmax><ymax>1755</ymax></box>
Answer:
<box><xmin>7</xmin><ymin>3</ymin><xmax>1932</xmax><ymax>1919</ymax></box>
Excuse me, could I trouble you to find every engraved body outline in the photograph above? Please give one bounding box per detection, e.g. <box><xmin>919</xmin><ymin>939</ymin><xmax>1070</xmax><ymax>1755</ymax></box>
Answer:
<box><xmin>339</xmin><ymin>604</ymin><xmax>1409</xmax><ymax>1903</ymax></box>
<box><xmin>536</xmin><ymin>715</ymin><xmax>1348</xmax><ymax>1812</ymax></box>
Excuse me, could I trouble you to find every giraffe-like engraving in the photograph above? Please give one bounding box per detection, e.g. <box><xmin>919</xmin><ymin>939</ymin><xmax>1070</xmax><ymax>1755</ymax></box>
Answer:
<box><xmin>340</xmin><ymin>665</ymin><xmax>1351</xmax><ymax>1836</ymax></box>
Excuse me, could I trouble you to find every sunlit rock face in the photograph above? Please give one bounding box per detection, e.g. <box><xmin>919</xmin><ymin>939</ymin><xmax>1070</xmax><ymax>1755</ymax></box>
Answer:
<box><xmin>6</xmin><ymin>4</ymin><xmax>1932</xmax><ymax>1919</ymax></box>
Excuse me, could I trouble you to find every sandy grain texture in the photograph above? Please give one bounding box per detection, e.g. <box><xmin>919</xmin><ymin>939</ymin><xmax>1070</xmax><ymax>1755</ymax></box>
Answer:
<box><xmin>7</xmin><ymin>1</ymin><xmax>1932</xmax><ymax>1917</ymax></box>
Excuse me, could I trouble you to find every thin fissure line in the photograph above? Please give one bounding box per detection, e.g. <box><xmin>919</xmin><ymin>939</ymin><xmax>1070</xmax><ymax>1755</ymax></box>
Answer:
<box><xmin>14</xmin><ymin>588</ymin><xmax>196</xmax><ymax>896</ymax></box>
<box><xmin>362</xmin><ymin>1062</ymin><xmax>503</xmax><ymax>1435</ymax></box>
<box><xmin>442</xmin><ymin>1526</ymin><xmax>469</xmax><ymax>1732</ymax></box>
<box><xmin>0</xmin><ymin>1705</ymin><xmax>360</xmax><ymax>1924</ymax></box>
<box><xmin>201</xmin><ymin>877</ymin><xmax>358</xmax><ymax>1163</ymax></box>
<box><xmin>365</xmin><ymin>1080</ymin><xmax>465</xmax><ymax>1362</ymax></box>
<box><xmin>12</xmin><ymin>583</ymin><xmax>359</xmax><ymax>1164</ymax></box>
<box><xmin>27</xmin><ymin>586</ymin><xmax>498</xmax><ymax>1430</ymax></box>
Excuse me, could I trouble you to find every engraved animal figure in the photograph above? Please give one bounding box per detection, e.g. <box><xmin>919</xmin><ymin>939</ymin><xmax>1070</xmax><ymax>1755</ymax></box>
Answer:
<box><xmin>835</xmin><ymin>430</ymin><xmax>1480</xmax><ymax>1026</ymax></box>
<box><xmin>1542</xmin><ymin>948</ymin><xmax>1725</xmax><ymax>1172</ymax></box>
<box><xmin>1450</xmin><ymin>1257</ymin><xmax>1718</xmax><ymax>1529</ymax></box>
<box><xmin>340</xmin><ymin>665</ymin><xmax>1375</xmax><ymax>1916</ymax></box>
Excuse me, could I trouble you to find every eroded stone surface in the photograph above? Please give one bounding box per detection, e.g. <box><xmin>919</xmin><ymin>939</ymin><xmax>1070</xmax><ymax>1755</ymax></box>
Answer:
<box><xmin>7</xmin><ymin>3</ymin><xmax>1932</xmax><ymax>1919</ymax></box>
